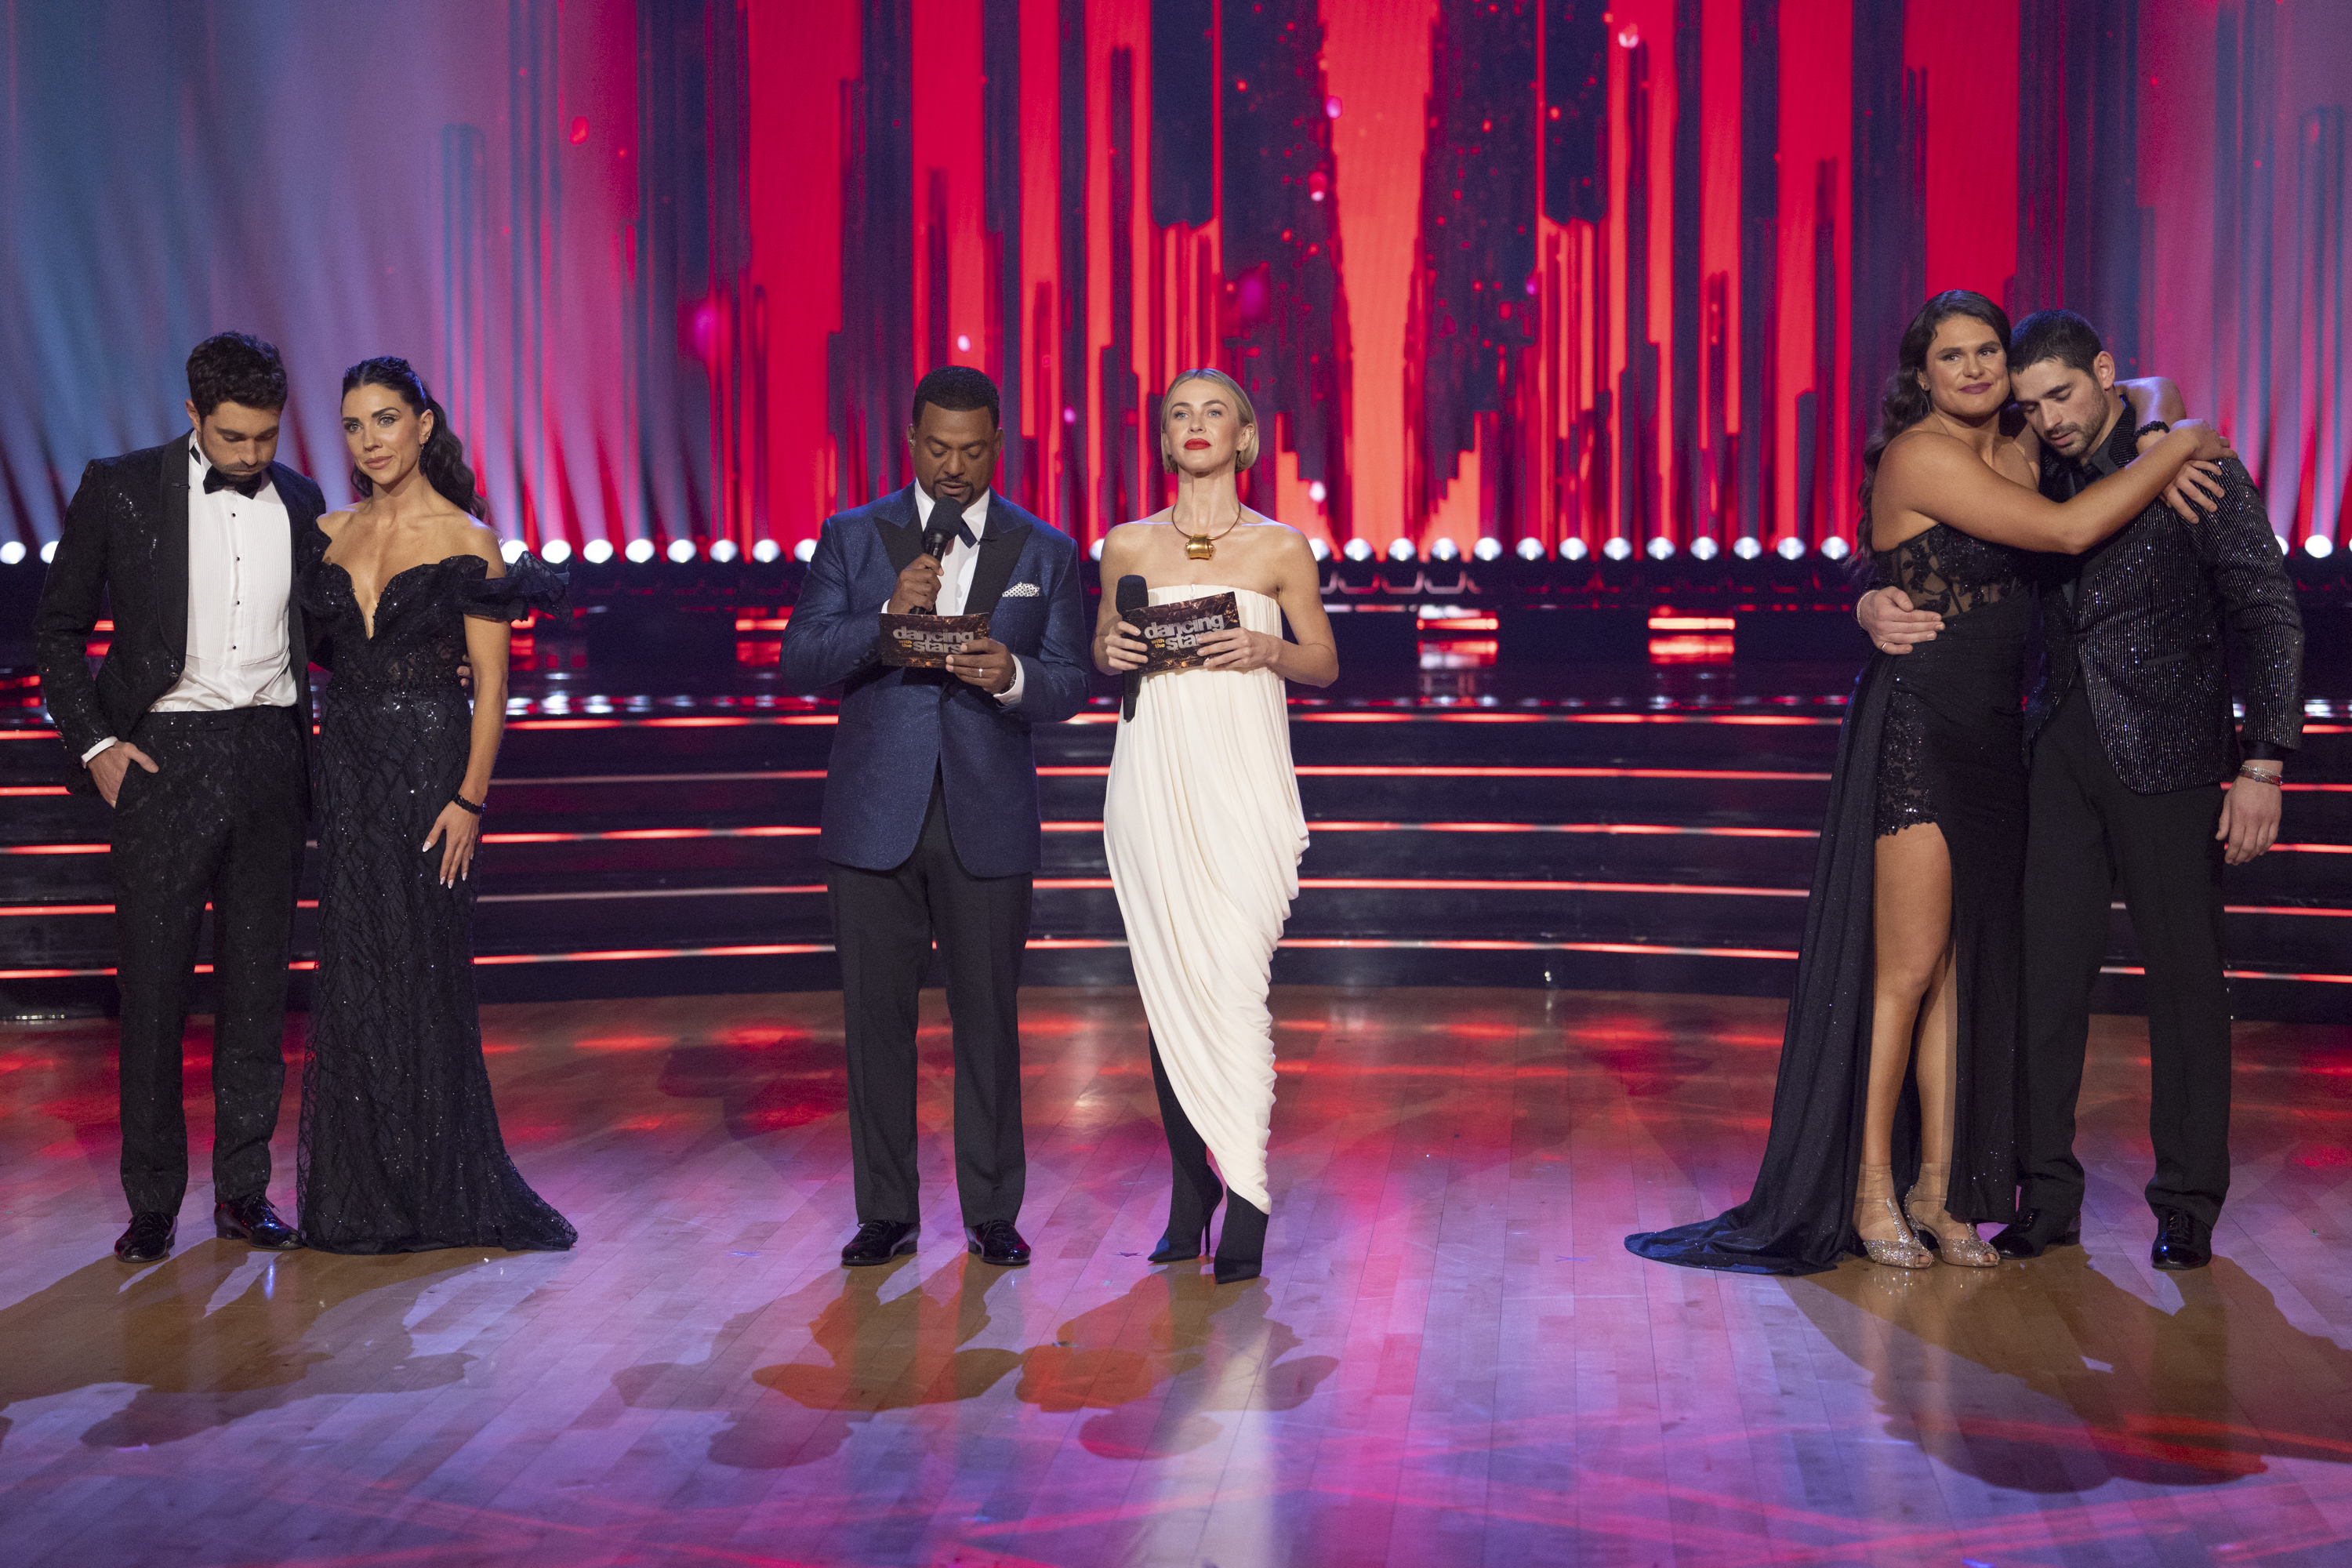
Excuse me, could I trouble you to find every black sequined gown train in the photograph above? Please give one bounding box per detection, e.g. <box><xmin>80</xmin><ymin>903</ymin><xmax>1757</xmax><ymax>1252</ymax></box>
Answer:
<box><xmin>1627</xmin><ymin>523</ymin><xmax>2027</xmax><ymax>1273</ymax></box>
<box><xmin>294</xmin><ymin>532</ymin><xmax>575</xmax><ymax>1254</ymax></box>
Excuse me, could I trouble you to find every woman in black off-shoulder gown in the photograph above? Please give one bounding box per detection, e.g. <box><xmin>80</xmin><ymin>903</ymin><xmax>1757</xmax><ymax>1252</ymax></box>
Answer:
<box><xmin>1625</xmin><ymin>522</ymin><xmax>2031</xmax><ymax>1274</ymax></box>
<box><xmin>295</xmin><ymin>358</ymin><xmax>574</xmax><ymax>1254</ymax></box>
<box><xmin>1627</xmin><ymin>291</ymin><xmax>2224</xmax><ymax>1275</ymax></box>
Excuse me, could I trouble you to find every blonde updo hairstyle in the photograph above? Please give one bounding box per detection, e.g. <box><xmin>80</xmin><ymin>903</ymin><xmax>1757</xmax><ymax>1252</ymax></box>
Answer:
<box><xmin>1159</xmin><ymin>366</ymin><xmax>1260</xmax><ymax>473</ymax></box>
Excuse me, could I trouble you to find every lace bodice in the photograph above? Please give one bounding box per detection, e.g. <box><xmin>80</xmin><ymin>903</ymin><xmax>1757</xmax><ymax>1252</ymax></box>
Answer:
<box><xmin>1870</xmin><ymin>522</ymin><xmax>2025</xmax><ymax>618</ymax></box>
<box><xmin>299</xmin><ymin>528</ymin><xmax>566</xmax><ymax>688</ymax></box>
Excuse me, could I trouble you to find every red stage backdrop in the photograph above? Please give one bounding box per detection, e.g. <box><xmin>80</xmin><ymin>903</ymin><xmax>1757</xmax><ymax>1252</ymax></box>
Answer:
<box><xmin>2</xmin><ymin>1</ymin><xmax>2346</xmax><ymax>561</ymax></box>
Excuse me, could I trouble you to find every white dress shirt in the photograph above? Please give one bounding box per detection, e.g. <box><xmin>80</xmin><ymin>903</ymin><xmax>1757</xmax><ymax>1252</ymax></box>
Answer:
<box><xmin>82</xmin><ymin>443</ymin><xmax>296</xmax><ymax>764</ymax></box>
<box><xmin>905</xmin><ymin>484</ymin><xmax>1025</xmax><ymax>709</ymax></box>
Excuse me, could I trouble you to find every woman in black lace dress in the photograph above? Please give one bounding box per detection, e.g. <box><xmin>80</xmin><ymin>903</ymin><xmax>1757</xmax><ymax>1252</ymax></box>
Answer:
<box><xmin>1628</xmin><ymin>292</ymin><xmax>2227</xmax><ymax>1275</ymax></box>
<box><xmin>296</xmin><ymin>358</ymin><xmax>573</xmax><ymax>1254</ymax></box>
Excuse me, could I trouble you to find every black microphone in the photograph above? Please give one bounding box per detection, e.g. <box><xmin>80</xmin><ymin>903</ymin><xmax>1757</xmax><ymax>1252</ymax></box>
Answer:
<box><xmin>913</xmin><ymin>498</ymin><xmax>960</xmax><ymax>614</ymax></box>
<box><xmin>1116</xmin><ymin>574</ymin><xmax>1148</xmax><ymax>721</ymax></box>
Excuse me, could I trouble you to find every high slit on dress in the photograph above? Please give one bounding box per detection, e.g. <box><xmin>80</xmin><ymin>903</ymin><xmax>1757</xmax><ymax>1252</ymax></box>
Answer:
<box><xmin>1627</xmin><ymin>524</ymin><xmax>2027</xmax><ymax>1273</ymax></box>
<box><xmin>1102</xmin><ymin>586</ymin><xmax>1307</xmax><ymax>1214</ymax></box>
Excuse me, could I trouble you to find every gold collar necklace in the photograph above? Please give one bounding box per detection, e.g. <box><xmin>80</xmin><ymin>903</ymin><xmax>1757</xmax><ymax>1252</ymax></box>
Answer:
<box><xmin>1172</xmin><ymin>508</ymin><xmax>1244</xmax><ymax>561</ymax></box>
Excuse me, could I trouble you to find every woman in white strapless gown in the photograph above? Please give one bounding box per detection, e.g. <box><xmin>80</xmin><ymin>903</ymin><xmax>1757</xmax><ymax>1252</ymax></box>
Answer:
<box><xmin>1095</xmin><ymin>368</ymin><xmax>1338</xmax><ymax>1284</ymax></box>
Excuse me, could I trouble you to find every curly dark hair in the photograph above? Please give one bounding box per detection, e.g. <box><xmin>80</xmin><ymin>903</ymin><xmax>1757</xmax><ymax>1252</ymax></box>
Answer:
<box><xmin>1857</xmin><ymin>289</ymin><xmax>2013</xmax><ymax>528</ymax></box>
<box><xmin>341</xmin><ymin>357</ymin><xmax>488</xmax><ymax>520</ymax></box>
<box><xmin>187</xmin><ymin>332</ymin><xmax>289</xmax><ymax>417</ymax></box>
<box><xmin>910</xmin><ymin>365</ymin><xmax>1000</xmax><ymax>429</ymax></box>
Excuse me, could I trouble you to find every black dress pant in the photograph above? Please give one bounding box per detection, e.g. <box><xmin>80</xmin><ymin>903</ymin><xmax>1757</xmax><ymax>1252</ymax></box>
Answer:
<box><xmin>825</xmin><ymin>777</ymin><xmax>1029</xmax><ymax>1227</ymax></box>
<box><xmin>2020</xmin><ymin>686</ymin><xmax>2233</xmax><ymax>1231</ymax></box>
<box><xmin>110</xmin><ymin>706</ymin><xmax>307</xmax><ymax>1215</ymax></box>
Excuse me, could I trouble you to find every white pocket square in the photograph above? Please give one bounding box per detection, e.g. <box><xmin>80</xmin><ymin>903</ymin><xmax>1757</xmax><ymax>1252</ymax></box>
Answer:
<box><xmin>999</xmin><ymin>581</ymin><xmax>1040</xmax><ymax>597</ymax></box>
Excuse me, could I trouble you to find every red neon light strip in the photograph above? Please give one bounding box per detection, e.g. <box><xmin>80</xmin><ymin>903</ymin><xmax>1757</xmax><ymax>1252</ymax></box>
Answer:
<box><xmin>1294</xmin><ymin>764</ymin><xmax>1830</xmax><ymax>780</ymax></box>
<box><xmin>1029</xmin><ymin>710</ymin><xmax>1849</xmax><ymax>726</ymax></box>
<box><xmin>474</xmin><ymin>884</ymin><xmax>826</xmax><ymax>904</ymax></box>
<box><xmin>1036</xmin><ymin>764</ymin><xmax>1834</xmax><ymax>780</ymax></box>
<box><xmin>6</xmin><ymin>886</ymin><xmax>2334</xmax><ymax>920</ymax></box>
<box><xmin>1276</xmin><ymin>937</ymin><xmax>1802</xmax><ymax>960</ymax></box>
<box><xmin>1036</xmin><ymin>820</ymin><xmax>1825</xmax><ymax>838</ymax></box>
<box><xmin>0</xmin><ymin>786</ymin><xmax>67</xmax><ymax>797</ymax></box>
<box><xmin>481</xmin><ymin>825</ymin><xmax>822</xmax><ymax>844</ymax></box>
<box><xmin>496</xmin><ymin>770</ymin><xmax>828</xmax><ymax>786</ymax></box>
<box><xmin>472</xmin><ymin>942</ymin><xmax>836</xmax><ymax>965</ymax></box>
<box><xmin>13</xmin><ymin>946</ymin><xmax>2352</xmax><ymax>982</ymax></box>
<box><xmin>2102</xmin><ymin>964</ymin><xmax>2352</xmax><ymax>985</ymax></box>
<box><xmin>503</xmin><ymin>715</ymin><xmax>838</xmax><ymax>731</ymax></box>
<box><xmin>15</xmin><ymin>822</ymin><xmax>2345</xmax><ymax>857</ymax></box>
<box><xmin>1034</xmin><ymin>877</ymin><xmax>1808</xmax><ymax>897</ymax></box>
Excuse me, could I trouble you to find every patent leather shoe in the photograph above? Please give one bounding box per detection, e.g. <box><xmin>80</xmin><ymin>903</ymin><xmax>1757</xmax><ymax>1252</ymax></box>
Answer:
<box><xmin>1990</xmin><ymin>1207</ymin><xmax>2082</xmax><ymax>1260</ymax></box>
<box><xmin>840</xmin><ymin>1219</ymin><xmax>918</xmax><ymax>1266</ymax></box>
<box><xmin>114</xmin><ymin>1211</ymin><xmax>176</xmax><ymax>1264</ymax></box>
<box><xmin>966</xmin><ymin>1219</ymin><xmax>1031</xmax><ymax>1267</ymax></box>
<box><xmin>2150</xmin><ymin>1207</ymin><xmax>2212</xmax><ymax>1272</ymax></box>
<box><xmin>215</xmin><ymin>1194</ymin><xmax>303</xmax><ymax>1250</ymax></box>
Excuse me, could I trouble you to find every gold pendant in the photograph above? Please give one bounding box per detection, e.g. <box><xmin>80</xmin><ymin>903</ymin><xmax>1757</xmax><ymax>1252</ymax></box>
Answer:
<box><xmin>1185</xmin><ymin>533</ymin><xmax>1214</xmax><ymax>561</ymax></box>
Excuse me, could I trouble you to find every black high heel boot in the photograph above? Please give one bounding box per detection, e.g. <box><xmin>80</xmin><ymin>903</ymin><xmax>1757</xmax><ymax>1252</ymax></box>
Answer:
<box><xmin>1147</xmin><ymin>1032</ymin><xmax>1223</xmax><ymax>1264</ymax></box>
<box><xmin>1213</xmin><ymin>1194</ymin><xmax>1268</xmax><ymax>1285</ymax></box>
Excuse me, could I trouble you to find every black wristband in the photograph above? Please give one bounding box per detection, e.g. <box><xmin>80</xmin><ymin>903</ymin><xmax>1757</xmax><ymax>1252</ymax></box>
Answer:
<box><xmin>2134</xmin><ymin>420</ymin><xmax>2171</xmax><ymax>443</ymax></box>
<box><xmin>450</xmin><ymin>794</ymin><xmax>485</xmax><ymax>816</ymax></box>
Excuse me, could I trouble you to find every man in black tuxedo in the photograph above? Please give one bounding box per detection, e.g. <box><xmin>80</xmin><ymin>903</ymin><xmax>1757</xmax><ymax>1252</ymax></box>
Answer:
<box><xmin>1863</xmin><ymin>310</ymin><xmax>2304</xmax><ymax>1271</ymax></box>
<box><xmin>779</xmin><ymin>366</ymin><xmax>1091</xmax><ymax>1269</ymax></box>
<box><xmin>34</xmin><ymin>332</ymin><xmax>325</xmax><ymax>1263</ymax></box>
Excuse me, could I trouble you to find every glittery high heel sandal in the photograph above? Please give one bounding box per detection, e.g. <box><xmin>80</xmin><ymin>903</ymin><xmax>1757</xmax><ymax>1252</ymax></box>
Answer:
<box><xmin>1904</xmin><ymin>1162</ymin><xmax>1998</xmax><ymax>1268</ymax></box>
<box><xmin>1853</xmin><ymin>1162</ymin><xmax>1933</xmax><ymax>1269</ymax></box>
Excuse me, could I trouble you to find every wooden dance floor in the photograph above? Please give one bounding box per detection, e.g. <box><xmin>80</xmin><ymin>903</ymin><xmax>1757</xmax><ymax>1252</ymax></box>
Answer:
<box><xmin>2</xmin><ymin>986</ymin><xmax>2347</xmax><ymax>1566</ymax></box>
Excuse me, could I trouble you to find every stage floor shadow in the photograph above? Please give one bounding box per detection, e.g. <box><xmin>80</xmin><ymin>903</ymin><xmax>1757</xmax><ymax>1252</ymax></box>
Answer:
<box><xmin>1</xmin><ymin>989</ymin><xmax>2347</xmax><ymax>1566</ymax></box>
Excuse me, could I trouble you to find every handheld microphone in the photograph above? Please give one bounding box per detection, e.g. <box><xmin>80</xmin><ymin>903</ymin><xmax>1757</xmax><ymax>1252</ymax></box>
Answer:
<box><xmin>1116</xmin><ymin>574</ymin><xmax>1148</xmax><ymax>721</ymax></box>
<box><xmin>913</xmin><ymin>499</ymin><xmax>960</xmax><ymax>614</ymax></box>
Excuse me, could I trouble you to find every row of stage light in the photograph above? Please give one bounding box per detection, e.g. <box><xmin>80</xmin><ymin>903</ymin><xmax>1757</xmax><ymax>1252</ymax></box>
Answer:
<box><xmin>0</xmin><ymin>530</ymin><xmax>2339</xmax><ymax>568</ymax></box>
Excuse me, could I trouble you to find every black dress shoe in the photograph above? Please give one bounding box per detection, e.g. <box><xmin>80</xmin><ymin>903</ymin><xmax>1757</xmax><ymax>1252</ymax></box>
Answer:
<box><xmin>2151</xmin><ymin>1207</ymin><xmax>2212</xmax><ymax>1271</ymax></box>
<box><xmin>1990</xmin><ymin>1207</ymin><xmax>2082</xmax><ymax>1260</ymax></box>
<box><xmin>215</xmin><ymin>1194</ymin><xmax>303</xmax><ymax>1250</ymax></box>
<box><xmin>841</xmin><ymin>1220</ymin><xmax>918</xmax><ymax>1266</ymax></box>
<box><xmin>1212</xmin><ymin>1195</ymin><xmax>1268</xmax><ymax>1285</ymax></box>
<box><xmin>965</xmin><ymin>1219</ymin><xmax>1031</xmax><ymax>1266</ymax></box>
<box><xmin>114</xmin><ymin>1212</ymin><xmax>176</xmax><ymax>1263</ymax></box>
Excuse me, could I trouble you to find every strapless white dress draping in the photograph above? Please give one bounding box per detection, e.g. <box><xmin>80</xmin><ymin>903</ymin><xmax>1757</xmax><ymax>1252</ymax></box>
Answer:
<box><xmin>1103</xmin><ymin>585</ymin><xmax>1307</xmax><ymax>1214</ymax></box>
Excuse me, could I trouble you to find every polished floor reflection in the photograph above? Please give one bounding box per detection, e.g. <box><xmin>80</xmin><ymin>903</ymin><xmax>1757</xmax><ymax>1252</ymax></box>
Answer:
<box><xmin>1</xmin><ymin>987</ymin><xmax>2347</xmax><ymax>1565</ymax></box>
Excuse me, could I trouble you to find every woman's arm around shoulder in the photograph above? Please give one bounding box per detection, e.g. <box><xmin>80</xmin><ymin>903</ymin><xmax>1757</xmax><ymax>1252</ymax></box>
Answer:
<box><xmin>1875</xmin><ymin>421</ymin><xmax>2227</xmax><ymax>556</ymax></box>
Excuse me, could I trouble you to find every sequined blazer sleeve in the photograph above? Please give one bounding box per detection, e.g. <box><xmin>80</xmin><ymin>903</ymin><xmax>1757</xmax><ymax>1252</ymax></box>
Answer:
<box><xmin>31</xmin><ymin>458</ymin><xmax>119</xmax><ymax>764</ymax></box>
<box><xmin>2198</xmin><ymin>458</ymin><xmax>2305</xmax><ymax>755</ymax></box>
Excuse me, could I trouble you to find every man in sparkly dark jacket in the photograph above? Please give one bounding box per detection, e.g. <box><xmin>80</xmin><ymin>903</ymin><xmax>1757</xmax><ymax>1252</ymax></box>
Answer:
<box><xmin>1865</xmin><ymin>310</ymin><xmax>2304</xmax><ymax>1272</ymax></box>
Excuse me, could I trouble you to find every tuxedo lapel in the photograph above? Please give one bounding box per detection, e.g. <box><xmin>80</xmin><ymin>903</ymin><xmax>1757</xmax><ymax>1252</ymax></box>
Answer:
<box><xmin>877</xmin><ymin>486</ymin><xmax>925</xmax><ymax>576</ymax></box>
<box><xmin>273</xmin><ymin>461</ymin><xmax>316</xmax><ymax>682</ymax></box>
<box><xmin>962</xmin><ymin>511</ymin><xmax>1031</xmax><ymax>619</ymax></box>
<box><xmin>159</xmin><ymin>434</ymin><xmax>192</xmax><ymax>658</ymax></box>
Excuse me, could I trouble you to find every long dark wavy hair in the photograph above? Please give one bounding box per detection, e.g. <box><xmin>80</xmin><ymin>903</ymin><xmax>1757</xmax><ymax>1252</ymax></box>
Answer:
<box><xmin>1857</xmin><ymin>289</ymin><xmax>2013</xmax><ymax>532</ymax></box>
<box><xmin>342</xmin><ymin>356</ymin><xmax>488</xmax><ymax>520</ymax></box>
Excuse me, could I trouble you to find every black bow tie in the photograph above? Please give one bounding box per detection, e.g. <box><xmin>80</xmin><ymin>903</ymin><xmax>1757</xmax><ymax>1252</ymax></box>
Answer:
<box><xmin>203</xmin><ymin>466</ymin><xmax>268</xmax><ymax>499</ymax></box>
<box><xmin>931</xmin><ymin>509</ymin><xmax>978</xmax><ymax>550</ymax></box>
